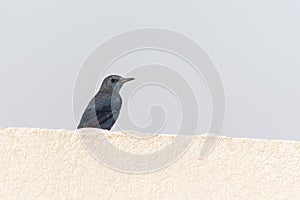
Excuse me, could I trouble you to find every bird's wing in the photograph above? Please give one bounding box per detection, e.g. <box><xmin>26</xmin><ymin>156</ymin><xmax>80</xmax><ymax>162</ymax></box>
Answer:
<box><xmin>78</xmin><ymin>93</ymin><xmax>117</xmax><ymax>129</ymax></box>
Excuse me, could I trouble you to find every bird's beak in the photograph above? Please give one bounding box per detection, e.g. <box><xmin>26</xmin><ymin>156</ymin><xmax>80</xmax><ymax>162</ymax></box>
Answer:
<box><xmin>119</xmin><ymin>77</ymin><xmax>135</xmax><ymax>83</ymax></box>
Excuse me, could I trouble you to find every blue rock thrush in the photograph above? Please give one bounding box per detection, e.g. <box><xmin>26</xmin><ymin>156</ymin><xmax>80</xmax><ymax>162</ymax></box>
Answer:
<box><xmin>77</xmin><ymin>75</ymin><xmax>134</xmax><ymax>130</ymax></box>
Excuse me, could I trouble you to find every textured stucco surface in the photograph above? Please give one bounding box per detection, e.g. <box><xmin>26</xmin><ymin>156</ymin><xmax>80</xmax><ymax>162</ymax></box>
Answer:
<box><xmin>0</xmin><ymin>128</ymin><xmax>299</xmax><ymax>199</ymax></box>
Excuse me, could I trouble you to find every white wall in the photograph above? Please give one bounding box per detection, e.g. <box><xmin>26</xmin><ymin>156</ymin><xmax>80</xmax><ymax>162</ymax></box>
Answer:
<box><xmin>0</xmin><ymin>128</ymin><xmax>299</xmax><ymax>199</ymax></box>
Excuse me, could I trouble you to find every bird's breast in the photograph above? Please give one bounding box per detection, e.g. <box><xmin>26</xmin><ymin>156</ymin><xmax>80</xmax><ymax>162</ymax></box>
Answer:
<box><xmin>111</xmin><ymin>93</ymin><xmax>122</xmax><ymax>110</ymax></box>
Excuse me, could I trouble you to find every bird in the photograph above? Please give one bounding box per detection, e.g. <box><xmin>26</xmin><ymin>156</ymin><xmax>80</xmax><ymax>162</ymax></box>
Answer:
<box><xmin>77</xmin><ymin>75</ymin><xmax>134</xmax><ymax>130</ymax></box>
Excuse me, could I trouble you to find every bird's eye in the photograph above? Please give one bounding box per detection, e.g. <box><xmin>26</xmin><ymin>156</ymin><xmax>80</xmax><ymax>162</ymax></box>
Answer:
<box><xmin>111</xmin><ymin>78</ymin><xmax>116</xmax><ymax>83</ymax></box>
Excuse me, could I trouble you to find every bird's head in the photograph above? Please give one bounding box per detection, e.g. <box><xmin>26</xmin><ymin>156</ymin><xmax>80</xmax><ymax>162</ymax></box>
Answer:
<box><xmin>99</xmin><ymin>75</ymin><xmax>134</xmax><ymax>93</ymax></box>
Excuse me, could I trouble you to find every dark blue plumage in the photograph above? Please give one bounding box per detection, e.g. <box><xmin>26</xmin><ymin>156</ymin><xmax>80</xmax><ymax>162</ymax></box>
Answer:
<box><xmin>77</xmin><ymin>75</ymin><xmax>134</xmax><ymax>130</ymax></box>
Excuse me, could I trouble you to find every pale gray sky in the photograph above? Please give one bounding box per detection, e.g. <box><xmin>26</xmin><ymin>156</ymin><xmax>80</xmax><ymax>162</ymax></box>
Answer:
<box><xmin>0</xmin><ymin>0</ymin><xmax>299</xmax><ymax>140</ymax></box>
